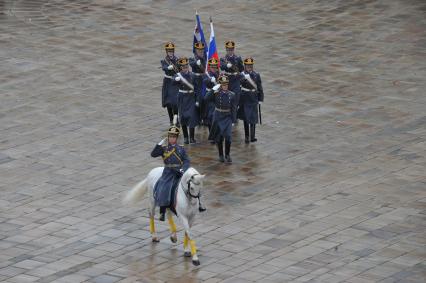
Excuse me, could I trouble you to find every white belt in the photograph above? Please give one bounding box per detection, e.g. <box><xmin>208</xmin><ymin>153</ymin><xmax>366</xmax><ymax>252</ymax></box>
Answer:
<box><xmin>241</xmin><ymin>87</ymin><xmax>256</xmax><ymax>92</ymax></box>
<box><xmin>179</xmin><ymin>89</ymin><xmax>194</xmax><ymax>93</ymax></box>
<box><xmin>215</xmin><ymin>107</ymin><xmax>230</xmax><ymax>112</ymax></box>
<box><xmin>193</xmin><ymin>73</ymin><xmax>203</xmax><ymax>77</ymax></box>
<box><xmin>206</xmin><ymin>88</ymin><xmax>212</xmax><ymax>91</ymax></box>
<box><xmin>225</xmin><ymin>72</ymin><xmax>238</xmax><ymax>76</ymax></box>
<box><xmin>164</xmin><ymin>75</ymin><xmax>173</xmax><ymax>79</ymax></box>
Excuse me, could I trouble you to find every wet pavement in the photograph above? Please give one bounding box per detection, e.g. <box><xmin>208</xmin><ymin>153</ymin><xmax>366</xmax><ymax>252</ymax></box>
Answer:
<box><xmin>1</xmin><ymin>0</ymin><xmax>425</xmax><ymax>282</ymax></box>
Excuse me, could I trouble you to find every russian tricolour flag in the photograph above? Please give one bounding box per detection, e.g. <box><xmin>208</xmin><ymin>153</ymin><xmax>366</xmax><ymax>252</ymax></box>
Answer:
<box><xmin>207</xmin><ymin>17</ymin><xmax>219</xmax><ymax>71</ymax></box>
<box><xmin>193</xmin><ymin>11</ymin><xmax>208</xmax><ymax>58</ymax></box>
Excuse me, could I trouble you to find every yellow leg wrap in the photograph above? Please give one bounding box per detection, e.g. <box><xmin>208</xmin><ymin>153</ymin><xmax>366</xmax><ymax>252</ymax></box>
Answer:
<box><xmin>183</xmin><ymin>233</ymin><xmax>188</xmax><ymax>249</ymax></box>
<box><xmin>150</xmin><ymin>217</ymin><xmax>155</xmax><ymax>234</ymax></box>
<box><xmin>190</xmin><ymin>240</ymin><xmax>197</xmax><ymax>256</ymax></box>
<box><xmin>168</xmin><ymin>215</ymin><xmax>177</xmax><ymax>233</ymax></box>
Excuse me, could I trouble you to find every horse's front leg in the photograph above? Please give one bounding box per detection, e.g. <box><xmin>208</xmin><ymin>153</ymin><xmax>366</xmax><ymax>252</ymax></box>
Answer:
<box><xmin>149</xmin><ymin>207</ymin><xmax>160</xmax><ymax>243</ymax></box>
<box><xmin>167</xmin><ymin>209</ymin><xmax>177</xmax><ymax>243</ymax></box>
<box><xmin>181</xmin><ymin>216</ymin><xmax>200</xmax><ymax>266</ymax></box>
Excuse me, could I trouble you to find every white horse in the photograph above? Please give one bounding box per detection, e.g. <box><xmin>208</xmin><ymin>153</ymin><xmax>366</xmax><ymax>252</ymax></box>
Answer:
<box><xmin>123</xmin><ymin>167</ymin><xmax>205</xmax><ymax>266</ymax></box>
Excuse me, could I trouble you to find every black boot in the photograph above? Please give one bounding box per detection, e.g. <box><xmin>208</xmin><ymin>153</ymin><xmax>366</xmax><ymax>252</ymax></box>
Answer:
<box><xmin>225</xmin><ymin>141</ymin><xmax>232</xmax><ymax>163</ymax></box>
<box><xmin>182</xmin><ymin>126</ymin><xmax>189</xmax><ymax>144</ymax></box>
<box><xmin>250</xmin><ymin>124</ymin><xmax>257</xmax><ymax>142</ymax></box>
<box><xmin>159</xmin><ymin>207</ymin><xmax>166</xmax><ymax>221</ymax></box>
<box><xmin>167</xmin><ymin>107</ymin><xmax>174</xmax><ymax>125</ymax></box>
<box><xmin>189</xmin><ymin>128</ymin><xmax>196</xmax><ymax>144</ymax></box>
<box><xmin>244</xmin><ymin>121</ymin><xmax>250</xmax><ymax>144</ymax></box>
<box><xmin>217</xmin><ymin>138</ymin><xmax>224</xmax><ymax>162</ymax></box>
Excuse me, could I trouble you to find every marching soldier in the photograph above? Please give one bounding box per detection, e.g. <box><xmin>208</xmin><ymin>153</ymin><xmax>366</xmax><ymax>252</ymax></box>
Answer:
<box><xmin>189</xmin><ymin>42</ymin><xmax>207</xmax><ymax>124</ymax></box>
<box><xmin>238</xmin><ymin>57</ymin><xmax>264</xmax><ymax>143</ymax></box>
<box><xmin>220</xmin><ymin>40</ymin><xmax>244</xmax><ymax>106</ymax></box>
<box><xmin>203</xmin><ymin>57</ymin><xmax>220</xmax><ymax>141</ymax></box>
<box><xmin>174</xmin><ymin>57</ymin><xmax>199</xmax><ymax>144</ymax></box>
<box><xmin>160</xmin><ymin>42</ymin><xmax>180</xmax><ymax>125</ymax></box>
<box><xmin>204</xmin><ymin>75</ymin><xmax>237</xmax><ymax>163</ymax></box>
<box><xmin>151</xmin><ymin>116</ymin><xmax>205</xmax><ymax>221</ymax></box>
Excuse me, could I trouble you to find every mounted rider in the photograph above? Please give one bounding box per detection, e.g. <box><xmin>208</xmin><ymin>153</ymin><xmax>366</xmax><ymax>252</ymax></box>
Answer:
<box><xmin>151</xmin><ymin>117</ymin><xmax>206</xmax><ymax>221</ymax></box>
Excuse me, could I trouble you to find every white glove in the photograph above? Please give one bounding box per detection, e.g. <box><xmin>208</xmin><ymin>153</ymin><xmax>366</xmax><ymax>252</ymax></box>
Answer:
<box><xmin>158</xmin><ymin>138</ymin><xmax>167</xmax><ymax>145</ymax></box>
<box><xmin>210</xmin><ymin>77</ymin><xmax>216</xmax><ymax>83</ymax></box>
<box><xmin>195</xmin><ymin>101</ymin><xmax>199</xmax><ymax>107</ymax></box>
<box><xmin>259</xmin><ymin>101</ymin><xmax>263</xmax><ymax>105</ymax></box>
<box><xmin>226</xmin><ymin>63</ymin><xmax>232</xmax><ymax>68</ymax></box>
<box><xmin>232</xmin><ymin>123</ymin><xmax>235</xmax><ymax>127</ymax></box>
<box><xmin>212</xmin><ymin>84</ymin><xmax>220</xmax><ymax>91</ymax></box>
<box><xmin>179</xmin><ymin>168</ymin><xmax>184</xmax><ymax>174</ymax></box>
<box><xmin>175</xmin><ymin>76</ymin><xmax>181</xmax><ymax>81</ymax></box>
<box><xmin>244</xmin><ymin>74</ymin><xmax>250</xmax><ymax>80</ymax></box>
<box><xmin>196</xmin><ymin>59</ymin><xmax>201</xmax><ymax>66</ymax></box>
<box><xmin>167</xmin><ymin>65</ymin><xmax>174</xmax><ymax>70</ymax></box>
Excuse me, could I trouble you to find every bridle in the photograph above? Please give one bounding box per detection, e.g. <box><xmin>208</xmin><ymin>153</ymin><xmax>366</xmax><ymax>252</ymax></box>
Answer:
<box><xmin>181</xmin><ymin>173</ymin><xmax>201</xmax><ymax>200</ymax></box>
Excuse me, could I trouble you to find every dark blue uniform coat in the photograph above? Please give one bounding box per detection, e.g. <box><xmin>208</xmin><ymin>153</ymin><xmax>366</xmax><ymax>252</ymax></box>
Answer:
<box><xmin>161</xmin><ymin>56</ymin><xmax>179</xmax><ymax>108</ymax></box>
<box><xmin>220</xmin><ymin>55</ymin><xmax>244</xmax><ymax>105</ymax></box>
<box><xmin>204</xmin><ymin>89</ymin><xmax>237</xmax><ymax>142</ymax></box>
<box><xmin>202</xmin><ymin>71</ymin><xmax>220</xmax><ymax>126</ymax></box>
<box><xmin>174</xmin><ymin>71</ymin><xmax>199</xmax><ymax>128</ymax></box>
<box><xmin>151</xmin><ymin>143</ymin><xmax>190</xmax><ymax>207</ymax></box>
<box><xmin>238</xmin><ymin>71</ymin><xmax>264</xmax><ymax>124</ymax></box>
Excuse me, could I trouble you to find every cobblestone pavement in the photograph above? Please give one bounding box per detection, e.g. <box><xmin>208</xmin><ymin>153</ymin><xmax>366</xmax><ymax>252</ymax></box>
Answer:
<box><xmin>1</xmin><ymin>0</ymin><xmax>425</xmax><ymax>282</ymax></box>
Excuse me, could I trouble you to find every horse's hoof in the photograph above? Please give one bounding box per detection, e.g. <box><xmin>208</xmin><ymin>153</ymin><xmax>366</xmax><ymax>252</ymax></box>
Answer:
<box><xmin>170</xmin><ymin>236</ymin><xmax>177</xmax><ymax>243</ymax></box>
<box><xmin>184</xmin><ymin>252</ymin><xmax>192</xmax><ymax>258</ymax></box>
<box><xmin>152</xmin><ymin>237</ymin><xmax>160</xmax><ymax>243</ymax></box>
<box><xmin>192</xmin><ymin>259</ymin><xmax>200</xmax><ymax>266</ymax></box>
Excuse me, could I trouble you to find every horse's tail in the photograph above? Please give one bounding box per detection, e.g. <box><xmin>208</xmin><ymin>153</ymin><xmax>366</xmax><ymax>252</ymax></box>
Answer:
<box><xmin>123</xmin><ymin>178</ymin><xmax>148</xmax><ymax>205</ymax></box>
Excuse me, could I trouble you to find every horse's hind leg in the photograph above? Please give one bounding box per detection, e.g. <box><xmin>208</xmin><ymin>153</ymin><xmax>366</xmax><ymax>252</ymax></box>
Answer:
<box><xmin>149</xmin><ymin>207</ymin><xmax>160</xmax><ymax>243</ymax></box>
<box><xmin>167</xmin><ymin>209</ymin><xmax>177</xmax><ymax>243</ymax></box>
<box><xmin>181</xmin><ymin>217</ymin><xmax>200</xmax><ymax>266</ymax></box>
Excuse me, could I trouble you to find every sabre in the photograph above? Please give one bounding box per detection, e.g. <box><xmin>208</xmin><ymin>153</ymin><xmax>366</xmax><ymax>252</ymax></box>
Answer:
<box><xmin>258</xmin><ymin>103</ymin><xmax>262</xmax><ymax>125</ymax></box>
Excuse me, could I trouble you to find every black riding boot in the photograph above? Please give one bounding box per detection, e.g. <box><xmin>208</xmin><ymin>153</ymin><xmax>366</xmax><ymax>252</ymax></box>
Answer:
<box><xmin>217</xmin><ymin>138</ymin><xmax>224</xmax><ymax>162</ymax></box>
<box><xmin>159</xmin><ymin>206</ymin><xmax>166</xmax><ymax>221</ymax></box>
<box><xmin>189</xmin><ymin>127</ymin><xmax>196</xmax><ymax>144</ymax></box>
<box><xmin>167</xmin><ymin>107</ymin><xmax>174</xmax><ymax>125</ymax></box>
<box><xmin>250</xmin><ymin>124</ymin><xmax>257</xmax><ymax>142</ymax></box>
<box><xmin>182</xmin><ymin>126</ymin><xmax>189</xmax><ymax>144</ymax></box>
<box><xmin>225</xmin><ymin>140</ymin><xmax>232</xmax><ymax>163</ymax></box>
<box><xmin>243</xmin><ymin>121</ymin><xmax>250</xmax><ymax>144</ymax></box>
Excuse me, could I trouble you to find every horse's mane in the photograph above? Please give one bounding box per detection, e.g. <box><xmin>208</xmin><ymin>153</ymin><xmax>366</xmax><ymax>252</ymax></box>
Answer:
<box><xmin>182</xmin><ymin>167</ymin><xmax>201</xmax><ymax>183</ymax></box>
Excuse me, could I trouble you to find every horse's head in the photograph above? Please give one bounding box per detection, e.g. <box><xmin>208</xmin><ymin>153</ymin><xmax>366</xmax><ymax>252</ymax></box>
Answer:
<box><xmin>182</xmin><ymin>168</ymin><xmax>205</xmax><ymax>200</ymax></box>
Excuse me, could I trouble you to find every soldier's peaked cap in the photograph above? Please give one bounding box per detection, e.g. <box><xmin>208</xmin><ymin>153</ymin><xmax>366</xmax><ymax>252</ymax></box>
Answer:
<box><xmin>208</xmin><ymin>57</ymin><xmax>219</xmax><ymax>65</ymax></box>
<box><xmin>178</xmin><ymin>57</ymin><xmax>189</xmax><ymax>65</ymax></box>
<box><xmin>168</xmin><ymin>125</ymin><xmax>180</xmax><ymax>136</ymax></box>
<box><xmin>225</xmin><ymin>40</ymin><xmax>235</xmax><ymax>49</ymax></box>
<box><xmin>194</xmin><ymin>42</ymin><xmax>205</xmax><ymax>49</ymax></box>
<box><xmin>164</xmin><ymin>42</ymin><xmax>175</xmax><ymax>50</ymax></box>
<box><xmin>244</xmin><ymin>57</ymin><xmax>254</xmax><ymax>65</ymax></box>
<box><xmin>218</xmin><ymin>74</ymin><xmax>229</xmax><ymax>84</ymax></box>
